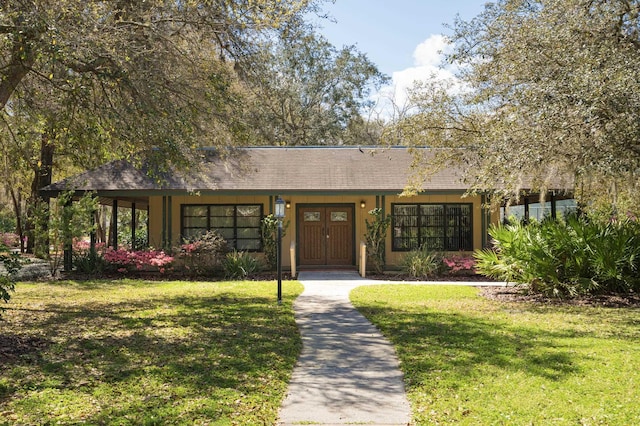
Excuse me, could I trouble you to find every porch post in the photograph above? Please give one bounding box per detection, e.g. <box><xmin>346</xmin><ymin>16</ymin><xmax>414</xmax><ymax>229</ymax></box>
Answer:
<box><xmin>63</xmin><ymin>198</ymin><xmax>73</xmax><ymax>272</ymax></box>
<box><xmin>131</xmin><ymin>203</ymin><xmax>136</xmax><ymax>251</ymax></box>
<box><xmin>523</xmin><ymin>197</ymin><xmax>530</xmax><ymax>224</ymax></box>
<box><xmin>112</xmin><ymin>199</ymin><xmax>118</xmax><ymax>249</ymax></box>
<box><xmin>550</xmin><ymin>192</ymin><xmax>557</xmax><ymax>220</ymax></box>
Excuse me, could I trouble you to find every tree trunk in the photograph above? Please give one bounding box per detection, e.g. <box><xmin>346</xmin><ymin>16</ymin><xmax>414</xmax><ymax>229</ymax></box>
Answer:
<box><xmin>25</xmin><ymin>132</ymin><xmax>55</xmax><ymax>254</ymax></box>
<box><xmin>9</xmin><ymin>188</ymin><xmax>24</xmax><ymax>252</ymax></box>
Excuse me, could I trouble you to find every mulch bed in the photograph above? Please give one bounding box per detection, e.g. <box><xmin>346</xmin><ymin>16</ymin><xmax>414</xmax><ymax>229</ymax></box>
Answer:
<box><xmin>479</xmin><ymin>285</ymin><xmax>640</xmax><ymax>308</ymax></box>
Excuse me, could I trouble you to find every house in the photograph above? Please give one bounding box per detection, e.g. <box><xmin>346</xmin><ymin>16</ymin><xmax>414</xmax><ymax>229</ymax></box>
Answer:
<box><xmin>41</xmin><ymin>146</ymin><xmax>570</xmax><ymax>271</ymax></box>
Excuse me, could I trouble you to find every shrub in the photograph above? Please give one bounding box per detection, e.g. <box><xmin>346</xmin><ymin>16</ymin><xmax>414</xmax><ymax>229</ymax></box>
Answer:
<box><xmin>103</xmin><ymin>249</ymin><xmax>174</xmax><ymax>274</ymax></box>
<box><xmin>261</xmin><ymin>215</ymin><xmax>289</xmax><ymax>271</ymax></box>
<box><xmin>443</xmin><ymin>254</ymin><xmax>477</xmax><ymax>275</ymax></box>
<box><xmin>178</xmin><ymin>231</ymin><xmax>229</xmax><ymax>275</ymax></box>
<box><xmin>72</xmin><ymin>240</ymin><xmax>107</xmax><ymax>275</ymax></box>
<box><xmin>0</xmin><ymin>241</ymin><xmax>21</xmax><ymax>318</ymax></box>
<box><xmin>474</xmin><ymin>215</ymin><xmax>640</xmax><ymax>297</ymax></box>
<box><xmin>222</xmin><ymin>250</ymin><xmax>261</xmax><ymax>279</ymax></box>
<box><xmin>0</xmin><ymin>233</ymin><xmax>20</xmax><ymax>248</ymax></box>
<box><xmin>364</xmin><ymin>208</ymin><xmax>391</xmax><ymax>274</ymax></box>
<box><xmin>401</xmin><ymin>248</ymin><xmax>443</xmax><ymax>278</ymax></box>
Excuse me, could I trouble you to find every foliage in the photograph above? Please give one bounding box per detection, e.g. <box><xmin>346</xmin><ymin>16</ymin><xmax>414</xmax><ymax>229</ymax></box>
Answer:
<box><xmin>0</xmin><ymin>208</ymin><xmax>16</xmax><ymax>233</ymax></box>
<box><xmin>261</xmin><ymin>214</ymin><xmax>290</xmax><ymax>270</ymax></box>
<box><xmin>442</xmin><ymin>254</ymin><xmax>477</xmax><ymax>275</ymax></box>
<box><xmin>0</xmin><ymin>240</ymin><xmax>21</xmax><ymax>317</ymax></box>
<box><xmin>103</xmin><ymin>249</ymin><xmax>174</xmax><ymax>274</ymax></box>
<box><xmin>33</xmin><ymin>192</ymin><xmax>98</xmax><ymax>276</ymax></box>
<box><xmin>222</xmin><ymin>250</ymin><xmax>262</xmax><ymax>280</ymax></box>
<box><xmin>0</xmin><ymin>232</ymin><xmax>19</xmax><ymax>248</ymax></box>
<box><xmin>241</xmin><ymin>22</ymin><xmax>389</xmax><ymax>146</ymax></box>
<box><xmin>364</xmin><ymin>208</ymin><xmax>391</xmax><ymax>274</ymax></box>
<box><xmin>396</xmin><ymin>0</ymin><xmax>640</xmax><ymax>213</ymax></box>
<box><xmin>351</xmin><ymin>284</ymin><xmax>640</xmax><ymax>425</ymax></box>
<box><xmin>0</xmin><ymin>0</ymin><xmax>323</xmax><ymax>255</ymax></box>
<box><xmin>178</xmin><ymin>230</ymin><xmax>229</xmax><ymax>275</ymax></box>
<box><xmin>400</xmin><ymin>248</ymin><xmax>444</xmax><ymax>278</ymax></box>
<box><xmin>1</xmin><ymin>279</ymin><xmax>303</xmax><ymax>424</ymax></box>
<box><xmin>72</xmin><ymin>240</ymin><xmax>107</xmax><ymax>275</ymax></box>
<box><xmin>474</xmin><ymin>215</ymin><xmax>640</xmax><ymax>296</ymax></box>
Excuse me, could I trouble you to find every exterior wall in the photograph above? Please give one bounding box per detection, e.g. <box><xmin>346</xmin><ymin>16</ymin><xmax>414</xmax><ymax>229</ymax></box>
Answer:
<box><xmin>148</xmin><ymin>192</ymin><xmax>499</xmax><ymax>270</ymax></box>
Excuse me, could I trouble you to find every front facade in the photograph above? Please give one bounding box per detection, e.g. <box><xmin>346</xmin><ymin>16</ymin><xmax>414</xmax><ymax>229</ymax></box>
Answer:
<box><xmin>148</xmin><ymin>192</ymin><xmax>489</xmax><ymax>269</ymax></box>
<box><xmin>44</xmin><ymin>147</ymin><xmax>507</xmax><ymax>271</ymax></box>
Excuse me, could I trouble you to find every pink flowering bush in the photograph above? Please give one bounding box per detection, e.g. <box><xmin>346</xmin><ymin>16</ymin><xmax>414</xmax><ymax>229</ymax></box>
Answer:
<box><xmin>103</xmin><ymin>249</ymin><xmax>174</xmax><ymax>274</ymax></box>
<box><xmin>0</xmin><ymin>232</ymin><xmax>20</xmax><ymax>248</ymax></box>
<box><xmin>442</xmin><ymin>254</ymin><xmax>477</xmax><ymax>275</ymax></box>
<box><xmin>177</xmin><ymin>231</ymin><xmax>229</xmax><ymax>275</ymax></box>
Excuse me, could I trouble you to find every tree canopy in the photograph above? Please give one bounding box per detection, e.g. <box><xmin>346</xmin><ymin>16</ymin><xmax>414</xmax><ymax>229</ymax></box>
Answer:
<box><xmin>396</xmin><ymin>0</ymin><xmax>640</xmax><ymax>212</ymax></box>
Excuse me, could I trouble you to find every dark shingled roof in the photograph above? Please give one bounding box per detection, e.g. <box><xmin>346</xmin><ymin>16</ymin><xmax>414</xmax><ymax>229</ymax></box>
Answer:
<box><xmin>42</xmin><ymin>146</ymin><xmax>467</xmax><ymax>194</ymax></box>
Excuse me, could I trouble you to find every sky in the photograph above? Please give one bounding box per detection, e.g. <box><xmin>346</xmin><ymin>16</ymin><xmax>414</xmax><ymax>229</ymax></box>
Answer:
<box><xmin>309</xmin><ymin>0</ymin><xmax>489</xmax><ymax>114</ymax></box>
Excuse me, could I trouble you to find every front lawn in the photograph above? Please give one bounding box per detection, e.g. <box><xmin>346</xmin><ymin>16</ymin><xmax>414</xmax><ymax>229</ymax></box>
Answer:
<box><xmin>0</xmin><ymin>279</ymin><xmax>302</xmax><ymax>425</ymax></box>
<box><xmin>351</xmin><ymin>285</ymin><xmax>640</xmax><ymax>425</ymax></box>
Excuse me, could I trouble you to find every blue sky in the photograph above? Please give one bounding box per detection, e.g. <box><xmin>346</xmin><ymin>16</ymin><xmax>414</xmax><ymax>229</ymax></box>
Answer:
<box><xmin>310</xmin><ymin>1</ymin><xmax>489</xmax><ymax>115</ymax></box>
<box><xmin>315</xmin><ymin>0</ymin><xmax>487</xmax><ymax>76</ymax></box>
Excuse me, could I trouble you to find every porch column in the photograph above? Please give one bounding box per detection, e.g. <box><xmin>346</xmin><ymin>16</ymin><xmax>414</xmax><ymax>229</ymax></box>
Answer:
<box><xmin>63</xmin><ymin>198</ymin><xmax>73</xmax><ymax>272</ymax></box>
<box><xmin>523</xmin><ymin>197</ymin><xmax>530</xmax><ymax>224</ymax></box>
<box><xmin>131</xmin><ymin>203</ymin><xmax>136</xmax><ymax>251</ymax></box>
<box><xmin>550</xmin><ymin>192</ymin><xmax>557</xmax><ymax>220</ymax></box>
<box><xmin>112</xmin><ymin>199</ymin><xmax>118</xmax><ymax>249</ymax></box>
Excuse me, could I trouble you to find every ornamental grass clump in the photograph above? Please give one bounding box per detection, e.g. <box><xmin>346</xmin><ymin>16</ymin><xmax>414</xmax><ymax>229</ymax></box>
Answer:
<box><xmin>401</xmin><ymin>248</ymin><xmax>444</xmax><ymax>278</ymax></box>
<box><xmin>222</xmin><ymin>250</ymin><xmax>261</xmax><ymax>279</ymax></box>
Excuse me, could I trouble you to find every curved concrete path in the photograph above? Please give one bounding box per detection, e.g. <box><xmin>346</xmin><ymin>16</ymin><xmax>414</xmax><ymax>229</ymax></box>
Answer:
<box><xmin>278</xmin><ymin>271</ymin><xmax>412</xmax><ymax>425</ymax></box>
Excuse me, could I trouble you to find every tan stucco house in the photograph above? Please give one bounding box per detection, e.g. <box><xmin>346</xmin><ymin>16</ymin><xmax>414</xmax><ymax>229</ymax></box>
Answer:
<box><xmin>42</xmin><ymin>146</ymin><xmax>567</xmax><ymax>271</ymax></box>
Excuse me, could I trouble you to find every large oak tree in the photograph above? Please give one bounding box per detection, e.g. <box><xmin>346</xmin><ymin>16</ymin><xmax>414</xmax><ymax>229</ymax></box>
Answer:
<box><xmin>397</xmin><ymin>0</ymin><xmax>640</xmax><ymax>212</ymax></box>
<box><xmin>0</xmin><ymin>0</ymin><xmax>320</xmax><ymax>249</ymax></box>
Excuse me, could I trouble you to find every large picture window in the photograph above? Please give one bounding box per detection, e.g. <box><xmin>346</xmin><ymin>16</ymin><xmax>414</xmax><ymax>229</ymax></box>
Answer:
<box><xmin>181</xmin><ymin>204</ymin><xmax>263</xmax><ymax>251</ymax></box>
<box><xmin>392</xmin><ymin>203</ymin><xmax>472</xmax><ymax>251</ymax></box>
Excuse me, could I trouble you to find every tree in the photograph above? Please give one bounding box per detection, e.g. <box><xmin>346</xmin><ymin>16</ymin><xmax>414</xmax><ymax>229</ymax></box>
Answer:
<box><xmin>238</xmin><ymin>23</ymin><xmax>389</xmax><ymax>146</ymax></box>
<box><xmin>396</xmin><ymin>0</ymin><xmax>640</xmax><ymax>212</ymax></box>
<box><xmin>0</xmin><ymin>0</ymin><xmax>322</xmax><ymax>251</ymax></box>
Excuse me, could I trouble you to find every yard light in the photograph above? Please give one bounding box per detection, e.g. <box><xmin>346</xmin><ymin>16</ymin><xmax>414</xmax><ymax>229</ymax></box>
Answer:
<box><xmin>275</xmin><ymin>197</ymin><xmax>285</xmax><ymax>304</ymax></box>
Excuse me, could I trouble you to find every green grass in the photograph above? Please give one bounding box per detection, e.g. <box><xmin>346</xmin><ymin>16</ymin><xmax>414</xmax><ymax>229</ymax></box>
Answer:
<box><xmin>1</xmin><ymin>279</ymin><xmax>303</xmax><ymax>425</ymax></box>
<box><xmin>351</xmin><ymin>285</ymin><xmax>640</xmax><ymax>425</ymax></box>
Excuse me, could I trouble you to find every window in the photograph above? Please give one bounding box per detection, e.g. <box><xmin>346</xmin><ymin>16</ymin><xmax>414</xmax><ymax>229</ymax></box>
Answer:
<box><xmin>181</xmin><ymin>204</ymin><xmax>263</xmax><ymax>251</ymax></box>
<box><xmin>392</xmin><ymin>203</ymin><xmax>472</xmax><ymax>251</ymax></box>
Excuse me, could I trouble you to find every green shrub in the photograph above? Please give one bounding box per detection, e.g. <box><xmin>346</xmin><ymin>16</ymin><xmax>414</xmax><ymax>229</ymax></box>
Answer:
<box><xmin>261</xmin><ymin>214</ymin><xmax>289</xmax><ymax>271</ymax></box>
<box><xmin>179</xmin><ymin>231</ymin><xmax>229</xmax><ymax>275</ymax></box>
<box><xmin>222</xmin><ymin>250</ymin><xmax>261</xmax><ymax>279</ymax></box>
<box><xmin>475</xmin><ymin>215</ymin><xmax>640</xmax><ymax>297</ymax></box>
<box><xmin>364</xmin><ymin>208</ymin><xmax>391</xmax><ymax>274</ymax></box>
<box><xmin>401</xmin><ymin>248</ymin><xmax>443</xmax><ymax>278</ymax></box>
<box><xmin>0</xmin><ymin>241</ymin><xmax>21</xmax><ymax>317</ymax></box>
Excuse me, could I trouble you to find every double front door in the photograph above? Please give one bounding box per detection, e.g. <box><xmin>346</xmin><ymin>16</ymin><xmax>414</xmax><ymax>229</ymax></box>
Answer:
<box><xmin>298</xmin><ymin>205</ymin><xmax>354</xmax><ymax>266</ymax></box>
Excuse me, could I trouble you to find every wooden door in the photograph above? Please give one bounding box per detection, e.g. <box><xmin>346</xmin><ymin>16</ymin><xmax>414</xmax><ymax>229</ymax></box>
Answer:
<box><xmin>298</xmin><ymin>205</ymin><xmax>354</xmax><ymax>266</ymax></box>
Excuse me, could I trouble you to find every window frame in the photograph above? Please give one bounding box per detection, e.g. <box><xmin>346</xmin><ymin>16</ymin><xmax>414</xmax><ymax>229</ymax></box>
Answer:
<box><xmin>180</xmin><ymin>204</ymin><xmax>264</xmax><ymax>252</ymax></box>
<box><xmin>391</xmin><ymin>203</ymin><xmax>473</xmax><ymax>251</ymax></box>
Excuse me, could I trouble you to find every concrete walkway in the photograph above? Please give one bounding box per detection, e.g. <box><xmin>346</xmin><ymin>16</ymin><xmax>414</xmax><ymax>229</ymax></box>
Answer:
<box><xmin>278</xmin><ymin>271</ymin><xmax>412</xmax><ymax>425</ymax></box>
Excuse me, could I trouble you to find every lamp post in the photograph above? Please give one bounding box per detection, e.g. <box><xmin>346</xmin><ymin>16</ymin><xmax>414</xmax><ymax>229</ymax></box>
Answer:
<box><xmin>274</xmin><ymin>197</ymin><xmax>285</xmax><ymax>304</ymax></box>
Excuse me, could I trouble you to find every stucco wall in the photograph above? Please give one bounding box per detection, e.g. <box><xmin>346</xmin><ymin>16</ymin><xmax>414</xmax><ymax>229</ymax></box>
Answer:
<box><xmin>148</xmin><ymin>193</ymin><xmax>498</xmax><ymax>269</ymax></box>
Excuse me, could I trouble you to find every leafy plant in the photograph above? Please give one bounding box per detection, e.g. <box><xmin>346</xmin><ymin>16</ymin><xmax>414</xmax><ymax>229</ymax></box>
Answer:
<box><xmin>401</xmin><ymin>248</ymin><xmax>443</xmax><ymax>278</ymax></box>
<box><xmin>222</xmin><ymin>250</ymin><xmax>261</xmax><ymax>279</ymax></box>
<box><xmin>261</xmin><ymin>214</ymin><xmax>289</xmax><ymax>270</ymax></box>
<box><xmin>178</xmin><ymin>230</ymin><xmax>229</xmax><ymax>275</ymax></box>
<box><xmin>33</xmin><ymin>191</ymin><xmax>98</xmax><ymax>276</ymax></box>
<box><xmin>475</xmin><ymin>215</ymin><xmax>640</xmax><ymax>297</ymax></box>
<box><xmin>364</xmin><ymin>208</ymin><xmax>391</xmax><ymax>274</ymax></box>
<box><xmin>0</xmin><ymin>241</ymin><xmax>21</xmax><ymax>317</ymax></box>
<box><xmin>103</xmin><ymin>249</ymin><xmax>174</xmax><ymax>274</ymax></box>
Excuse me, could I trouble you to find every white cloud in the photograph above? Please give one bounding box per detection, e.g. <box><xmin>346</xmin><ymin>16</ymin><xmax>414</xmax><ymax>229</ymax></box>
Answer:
<box><xmin>371</xmin><ymin>34</ymin><xmax>457</xmax><ymax>120</ymax></box>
